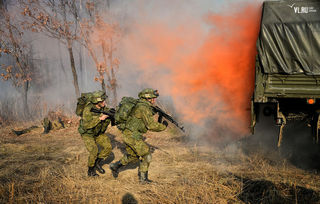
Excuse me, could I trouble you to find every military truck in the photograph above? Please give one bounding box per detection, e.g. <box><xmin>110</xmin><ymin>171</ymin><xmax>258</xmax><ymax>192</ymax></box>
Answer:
<box><xmin>251</xmin><ymin>0</ymin><xmax>320</xmax><ymax>147</ymax></box>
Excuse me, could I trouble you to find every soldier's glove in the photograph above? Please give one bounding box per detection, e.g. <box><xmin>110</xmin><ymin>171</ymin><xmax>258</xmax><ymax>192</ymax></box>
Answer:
<box><xmin>162</xmin><ymin>120</ymin><xmax>168</xmax><ymax>127</ymax></box>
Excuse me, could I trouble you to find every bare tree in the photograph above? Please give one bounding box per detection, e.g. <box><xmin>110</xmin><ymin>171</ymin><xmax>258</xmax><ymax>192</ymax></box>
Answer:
<box><xmin>19</xmin><ymin>0</ymin><xmax>121</xmax><ymax>104</ymax></box>
<box><xmin>20</xmin><ymin>0</ymin><xmax>81</xmax><ymax>97</ymax></box>
<box><xmin>0</xmin><ymin>7</ymin><xmax>33</xmax><ymax>117</ymax></box>
<box><xmin>0</xmin><ymin>0</ymin><xmax>7</xmax><ymax>10</ymax></box>
<box><xmin>79</xmin><ymin>0</ymin><xmax>121</xmax><ymax>105</ymax></box>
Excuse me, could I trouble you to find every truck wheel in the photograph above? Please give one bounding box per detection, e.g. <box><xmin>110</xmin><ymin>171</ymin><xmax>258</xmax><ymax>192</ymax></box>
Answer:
<box><xmin>253</xmin><ymin>104</ymin><xmax>278</xmax><ymax>150</ymax></box>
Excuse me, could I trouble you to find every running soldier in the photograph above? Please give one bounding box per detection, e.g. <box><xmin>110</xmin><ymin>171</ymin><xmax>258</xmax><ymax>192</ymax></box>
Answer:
<box><xmin>78</xmin><ymin>91</ymin><xmax>113</xmax><ymax>177</ymax></box>
<box><xmin>110</xmin><ymin>88</ymin><xmax>168</xmax><ymax>184</ymax></box>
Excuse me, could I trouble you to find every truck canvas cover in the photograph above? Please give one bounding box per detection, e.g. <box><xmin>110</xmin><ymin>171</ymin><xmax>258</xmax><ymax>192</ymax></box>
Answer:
<box><xmin>257</xmin><ymin>0</ymin><xmax>320</xmax><ymax>75</ymax></box>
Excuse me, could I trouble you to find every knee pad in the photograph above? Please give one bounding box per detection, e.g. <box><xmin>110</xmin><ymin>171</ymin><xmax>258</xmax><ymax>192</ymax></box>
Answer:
<box><xmin>144</xmin><ymin>154</ymin><xmax>152</xmax><ymax>163</ymax></box>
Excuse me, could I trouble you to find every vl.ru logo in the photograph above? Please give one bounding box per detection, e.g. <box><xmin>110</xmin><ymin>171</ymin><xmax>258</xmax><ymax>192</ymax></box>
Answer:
<box><xmin>294</xmin><ymin>6</ymin><xmax>309</xmax><ymax>13</ymax></box>
<box><xmin>289</xmin><ymin>4</ymin><xmax>318</xmax><ymax>14</ymax></box>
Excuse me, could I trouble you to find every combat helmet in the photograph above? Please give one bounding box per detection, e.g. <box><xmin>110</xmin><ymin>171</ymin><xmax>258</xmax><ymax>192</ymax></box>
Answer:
<box><xmin>91</xmin><ymin>90</ymin><xmax>107</xmax><ymax>104</ymax></box>
<box><xmin>138</xmin><ymin>88</ymin><xmax>159</xmax><ymax>99</ymax></box>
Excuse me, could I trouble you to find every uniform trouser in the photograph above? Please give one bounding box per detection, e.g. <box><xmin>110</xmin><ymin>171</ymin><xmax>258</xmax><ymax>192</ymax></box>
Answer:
<box><xmin>42</xmin><ymin>118</ymin><xmax>64</xmax><ymax>131</ymax></box>
<box><xmin>81</xmin><ymin>133</ymin><xmax>112</xmax><ymax>167</ymax></box>
<box><xmin>120</xmin><ymin>129</ymin><xmax>152</xmax><ymax>173</ymax></box>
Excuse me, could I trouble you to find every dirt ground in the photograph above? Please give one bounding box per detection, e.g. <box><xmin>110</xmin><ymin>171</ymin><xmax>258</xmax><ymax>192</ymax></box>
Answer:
<box><xmin>0</xmin><ymin>122</ymin><xmax>320</xmax><ymax>203</ymax></box>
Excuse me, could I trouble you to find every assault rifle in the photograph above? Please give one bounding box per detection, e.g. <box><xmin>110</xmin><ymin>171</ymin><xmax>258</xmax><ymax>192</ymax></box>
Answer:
<box><xmin>152</xmin><ymin>106</ymin><xmax>185</xmax><ymax>133</ymax></box>
<box><xmin>90</xmin><ymin>107</ymin><xmax>116</xmax><ymax>126</ymax></box>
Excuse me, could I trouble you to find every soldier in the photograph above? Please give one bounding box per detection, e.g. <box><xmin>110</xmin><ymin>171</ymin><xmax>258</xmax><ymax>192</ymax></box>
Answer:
<box><xmin>42</xmin><ymin>111</ymin><xmax>70</xmax><ymax>134</ymax></box>
<box><xmin>12</xmin><ymin>111</ymin><xmax>71</xmax><ymax>136</ymax></box>
<box><xmin>78</xmin><ymin>91</ymin><xmax>113</xmax><ymax>177</ymax></box>
<box><xmin>110</xmin><ymin>88</ymin><xmax>168</xmax><ymax>184</ymax></box>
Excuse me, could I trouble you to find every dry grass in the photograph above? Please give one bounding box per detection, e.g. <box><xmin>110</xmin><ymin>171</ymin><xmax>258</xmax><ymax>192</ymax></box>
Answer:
<box><xmin>0</xmin><ymin>122</ymin><xmax>320</xmax><ymax>203</ymax></box>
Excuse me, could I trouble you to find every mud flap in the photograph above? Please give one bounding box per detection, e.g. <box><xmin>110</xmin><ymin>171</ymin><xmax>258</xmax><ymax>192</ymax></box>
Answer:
<box><xmin>277</xmin><ymin>112</ymin><xmax>286</xmax><ymax>147</ymax></box>
<box><xmin>276</xmin><ymin>103</ymin><xmax>286</xmax><ymax>148</ymax></box>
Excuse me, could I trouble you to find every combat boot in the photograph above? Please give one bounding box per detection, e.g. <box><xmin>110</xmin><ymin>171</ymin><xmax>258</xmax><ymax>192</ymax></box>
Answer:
<box><xmin>88</xmin><ymin>166</ymin><xmax>99</xmax><ymax>177</ymax></box>
<box><xmin>139</xmin><ymin>171</ymin><xmax>152</xmax><ymax>184</ymax></box>
<box><xmin>42</xmin><ymin>118</ymin><xmax>51</xmax><ymax>134</ymax></box>
<box><xmin>95</xmin><ymin>158</ymin><xmax>105</xmax><ymax>174</ymax></box>
<box><xmin>109</xmin><ymin>161</ymin><xmax>123</xmax><ymax>178</ymax></box>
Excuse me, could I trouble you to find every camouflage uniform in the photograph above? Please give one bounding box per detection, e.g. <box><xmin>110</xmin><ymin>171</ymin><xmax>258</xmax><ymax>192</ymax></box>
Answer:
<box><xmin>12</xmin><ymin>112</ymin><xmax>69</xmax><ymax>136</ymax></box>
<box><xmin>78</xmin><ymin>91</ymin><xmax>112</xmax><ymax>176</ymax></box>
<box><xmin>42</xmin><ymin>117</ymin><xmax>64</xmax><ymax>133</ymax></box>
<box><xmin>42</xmin><ymin>111</ymin><xmax>71</xmax><ymax>134</ymax></box>
<box><xmin>110</xmin><ymin>88</ymin><xmax>167</xmax><ymax>183</ymax></box>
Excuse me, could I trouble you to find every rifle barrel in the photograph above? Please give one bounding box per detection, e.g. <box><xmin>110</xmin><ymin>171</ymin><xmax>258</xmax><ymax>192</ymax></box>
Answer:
<box><xmin>153</xmin><ymin>106</ymin><xmax>185</xmax><ymax>132</ymax></box>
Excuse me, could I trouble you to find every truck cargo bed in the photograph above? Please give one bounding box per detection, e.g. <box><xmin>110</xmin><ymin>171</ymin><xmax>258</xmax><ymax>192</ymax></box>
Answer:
<box><xmin>264</xmin><ymin>74</ymin><xmax>320</xmax><ymax>98</ymax></box>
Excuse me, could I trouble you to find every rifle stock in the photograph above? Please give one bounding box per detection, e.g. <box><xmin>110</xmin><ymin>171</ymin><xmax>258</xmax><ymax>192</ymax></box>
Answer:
<box><xmin>90</xmin><ymin>107</ymin><xmax>116</xmax><ymax>126</ymax></box>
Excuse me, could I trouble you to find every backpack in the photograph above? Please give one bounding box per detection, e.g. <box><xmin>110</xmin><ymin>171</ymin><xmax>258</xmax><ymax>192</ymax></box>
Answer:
<box><xmin>75</xmin><ymin>92</ymin><xmax>94</xmax><ymax>117</ymax></box>
<box><xmin>114</xmin><ymin>96</ymin><xmax>138</xmax><ymax>130</ymax></box>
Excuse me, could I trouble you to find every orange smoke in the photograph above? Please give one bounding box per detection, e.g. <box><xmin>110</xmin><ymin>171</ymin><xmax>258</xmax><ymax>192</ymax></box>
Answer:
<box><xmin>122</xmin><ymin>3</ymin><xmax>262</xmax><ymax>139</ymax></box>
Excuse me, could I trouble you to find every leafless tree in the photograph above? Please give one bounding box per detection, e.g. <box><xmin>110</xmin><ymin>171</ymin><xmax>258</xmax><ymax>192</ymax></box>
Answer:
<box><xmin>19</xmin><ymin>0</ymin><xmax>121</xmax><ymax>104</ymax></box>
<box><xmin>20</xmin><ymin>0</ymin><xmax>81</xmax><ymax>97</ymax></box>
<box><xmin>0</xmin><ymin>7</ymin><xmax>33</xmax><ymax>117</ymax></box>
<box><xmin>0</xmin><ymin>0</ymin><xmax>7</xmax><ymax>10</ymax></box>
<box><xmin>79</xmin><ymin>0</ymin><xmax>121</xmax><ymax>105</ymax></box>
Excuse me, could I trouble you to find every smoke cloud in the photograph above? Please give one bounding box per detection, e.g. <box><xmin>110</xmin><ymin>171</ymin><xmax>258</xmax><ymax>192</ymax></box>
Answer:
<box><xmin>116</xmin><ymin>0</ymin><xmax>262</xmax><ymax>143</ymax></box>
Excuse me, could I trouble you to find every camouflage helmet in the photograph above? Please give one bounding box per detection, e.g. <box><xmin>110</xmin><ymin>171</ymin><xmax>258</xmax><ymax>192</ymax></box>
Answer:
<box><xmin>138</xmin><ymin>88</ymin><xmax>159</xmax><ymax>99</ymax></box>
<box><xmin>91</xmin><ymin>90</ymin><xmax>107</xmax><ymax>104</ymax></box>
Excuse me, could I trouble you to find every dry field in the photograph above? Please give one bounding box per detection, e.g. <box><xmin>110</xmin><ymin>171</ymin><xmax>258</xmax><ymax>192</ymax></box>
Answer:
<box><xmin>0</xmin><ymin>121</ymin><xmax>320</xmax><ymax>203</ymax></box>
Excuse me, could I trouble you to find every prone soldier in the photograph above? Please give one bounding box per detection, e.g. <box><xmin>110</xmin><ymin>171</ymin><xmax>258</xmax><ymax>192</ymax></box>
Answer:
<box><xmin>12</xmin><ymin>111</ymin><xmax>71</xmax><ymax>136</ymax></box>
<box><xmin>42</xmin><ymin>111</ymin><xmax>71</xmax><ymax>134</ymax></box>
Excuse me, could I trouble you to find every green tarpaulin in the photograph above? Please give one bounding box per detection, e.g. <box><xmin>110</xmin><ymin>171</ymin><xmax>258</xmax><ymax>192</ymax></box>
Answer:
<box><xmin>257</xmin><ymin>0</ymin><xmax>320</xmax><ymax>75</ymax></box>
